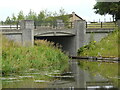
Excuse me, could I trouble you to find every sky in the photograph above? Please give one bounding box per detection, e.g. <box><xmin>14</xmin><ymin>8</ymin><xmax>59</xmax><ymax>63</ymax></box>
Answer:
<box><xmin>0</xmin><ymin>0</ymin><xmax>113</xmax><ymax>22</ymax></box>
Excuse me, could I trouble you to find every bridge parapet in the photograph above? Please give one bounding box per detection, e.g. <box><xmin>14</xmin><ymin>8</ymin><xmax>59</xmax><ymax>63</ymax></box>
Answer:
<box><xmin>34</xmin><ymin>28</ymin><xmax>75</xmax><ymax>36</ymax></box>
<box><xmin>2</xmin><ymin>29</ymin><xmax>22</xmax><ymax>33</ymax></box>
<box><xmin>34</xmin><ymin>21</ymin><xmax>74</xmax><ymax>30</ymax></box>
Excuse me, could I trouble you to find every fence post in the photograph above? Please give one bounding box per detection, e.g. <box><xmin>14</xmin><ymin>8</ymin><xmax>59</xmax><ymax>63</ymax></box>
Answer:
<box><xmin>86</xmin><ymin>22</ymin><xmax>87</xmax><ymax>28</ymax></box>
<box><xmin>10</xmin><ymin>21</ymin><xmax>11</xmax><ymax>29</ymax></box>
<box><xmin>20</xmin><ymin>20</ymin><xmax>34</xmax><ymax>47</ymax></box>
<box><xmin>71</xmin><ymin>22</ymin><xmax>72</xmax><ymax>28</ymax></box>
<box><xmin>34</xmin><ymin>21</ymin><xmax>36</xmax><ymax>29</ymax></box>
<box><xmin>16</xmin><ymin>21</ymin><xmax>19</xmax><ymax>29</ymax></box>
<box><xmin>101</xmin><ymin>22</ymin><xmax>102</xmax><ymax>28</ymax></box>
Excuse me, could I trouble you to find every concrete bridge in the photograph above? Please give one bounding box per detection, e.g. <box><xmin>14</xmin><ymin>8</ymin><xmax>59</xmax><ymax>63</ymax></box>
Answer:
<box><xmin>2</xmin><ymin>20</ymin><xmax>120</xmax><ymax>56</ymax></box>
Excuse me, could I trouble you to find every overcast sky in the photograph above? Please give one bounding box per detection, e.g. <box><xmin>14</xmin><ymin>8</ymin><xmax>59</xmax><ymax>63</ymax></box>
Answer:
<box><xmin>0</xmin><ymin>0</ymin><xmax>113</xmax><ymax>22</ymax></box>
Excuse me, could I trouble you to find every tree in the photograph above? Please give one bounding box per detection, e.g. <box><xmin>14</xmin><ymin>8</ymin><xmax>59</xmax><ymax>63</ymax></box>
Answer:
<box><xmin>57</xmin><ymin>8</ymin><xmax>69</xmax><ymax>22</ymax></box>
<box><xmin>11</xmin><ymin>13</ymin><xmax>17</xmax><ymax>24</ymax></box>
<box><xmin>93</xmin><ymin>2</ymin><xmax>120</xmax><ymax>21</ymax></box>
<box><xmin>37</xmin><ymin>10</ymin><xmax>46</xmax><ymax>22</ymax></box>
<box><xmin>59</xmin><ymin>8</ymin><xmax>66</xmax><ymax>16</ymax></box>
<box><xmin>17</xmin><ymin>11</ymin><xmax>25</xmax><ymax>21</ymax></box>
<box><xmin>5</xmin><ymin>16</ymin><xmax>11</xmax><ymax>24</ymax></box>
<box><xmin>26</xmin><ymin>9</ymin><xmax>37</xmax><ymax>21</ymax></box>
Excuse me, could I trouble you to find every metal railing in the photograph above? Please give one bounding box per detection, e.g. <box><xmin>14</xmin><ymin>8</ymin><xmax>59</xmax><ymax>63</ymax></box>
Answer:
<box><xmin>34</xmin><ymin>21</ymin><xmax>74</xmax><ymax>29</ymax></box>
<box><xmin>0</xmin><ymin>21</ymin><xmax>20</xmax><ymax>30</ymax></box>
<box><xmin>86</xmin><ymin>22</ymin><xmax>118</xmax><ymax>29</ymax></box>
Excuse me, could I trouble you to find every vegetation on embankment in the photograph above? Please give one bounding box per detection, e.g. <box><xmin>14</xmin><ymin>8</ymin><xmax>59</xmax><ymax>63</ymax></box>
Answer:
<box><xmin>78</xmin><ymin>28</ymin><xmax>119</xmax><ymax>57</ymax></box>
<box><xmin>2</xmin><ymin>37</ymin><xmax>69</xmax><ymax>76</ymax></box>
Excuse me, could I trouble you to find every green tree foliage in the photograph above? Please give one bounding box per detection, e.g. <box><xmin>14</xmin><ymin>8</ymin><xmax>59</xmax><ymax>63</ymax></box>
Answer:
<box><xmin>17</xmin><ymin>11</ymin><xmax>25</xmax><ymax>21</ymax></box>
<box><xmin>58</xmin><ymin>8</ymin><xmax>69</xmax><ymax>22</ymax></box>
<box><xmin>12</xmin><ymin>14</ymin><xmax>16</xmax><ymax>22</ymax></box>
<box><xmin>93</xmin><ymin>2</ymin><xmax>120</xmax><ymax>21</ymax></box>
<box><xmin>3</xmin><ymin>9</ymin><xmax>70</xmax><ymax>25</ymax></box>
<box><xmin>37</xmin><ymin>10</ymin><xmax>46</xmax><ymax>22</ymax></box>
<box><xmin>26</xmin><ymin>9</ymin><xmax>37</xmax><ymax>21</ymax></box>
<box><xmin>11</xmin><ymin>14</ymin><xmax>17</xmax><ymax>24</ymax></box>
<box><xmin>5</xmin><ymin>16</ymin><xmax>11</xmax><ymax>24</ymax></box>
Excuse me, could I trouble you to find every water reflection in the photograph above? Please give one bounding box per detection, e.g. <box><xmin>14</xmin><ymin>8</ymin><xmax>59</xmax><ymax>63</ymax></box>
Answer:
<box><xmin>70</xmin><ymin>59</ymin><xmax>85</xmax><ymax>88</ymax></box>
<box><xmin>2</xmin><ymin>59</ymin><xmax>117</xmax><ymax>89</ymax></box>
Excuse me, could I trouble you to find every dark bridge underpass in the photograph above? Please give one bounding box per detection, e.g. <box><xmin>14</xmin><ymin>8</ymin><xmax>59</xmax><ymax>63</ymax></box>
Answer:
<box><xmin>34</xmin><ymin>36</ymin><xmax>76</xmax><ymax>55</ymax></box>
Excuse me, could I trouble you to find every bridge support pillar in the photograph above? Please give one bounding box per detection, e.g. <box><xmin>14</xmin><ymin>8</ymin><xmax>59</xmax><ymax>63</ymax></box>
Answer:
<box><xmin>72</xmin><ymin>20</ymin><xmax>86</xmax><ymax>56</ymax></box>
<box><xmin>20</xmin><ymin>20</ymin><xmax>34</xmax><ymax>46</ymax></box>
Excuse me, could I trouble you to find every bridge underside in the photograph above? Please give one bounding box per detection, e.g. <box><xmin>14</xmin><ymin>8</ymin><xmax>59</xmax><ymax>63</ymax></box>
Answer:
<box><xmin>34</xmin><ymin>30</ymin><xmax>75</xmax><ymax>37</ymax></box>
<box><xmin>34</xmin><ymin>36</ymin><xmax>76</xmax><ymax>55</ymax></box>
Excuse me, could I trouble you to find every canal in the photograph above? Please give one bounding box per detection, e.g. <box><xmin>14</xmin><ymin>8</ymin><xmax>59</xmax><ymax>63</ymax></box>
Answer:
<box><xmin>2</xmin><ymin>59</ymin><xmax>119</xmax><ymax>89</ymax></box>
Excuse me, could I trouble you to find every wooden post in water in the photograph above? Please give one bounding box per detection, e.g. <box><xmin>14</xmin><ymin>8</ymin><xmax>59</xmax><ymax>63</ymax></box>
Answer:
<box><xmin>101</xmin><ymin>22</ymin><xmax>102</xmax><ymax>28</ymax></box>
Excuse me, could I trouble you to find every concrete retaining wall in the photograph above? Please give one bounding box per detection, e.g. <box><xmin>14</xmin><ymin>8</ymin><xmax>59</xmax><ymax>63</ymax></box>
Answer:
<box><xmin>4</xmin><ymin>33</ymin><xmax>22</xmax><ymax>44</ymax></box>
<box><xmin>3</xmin><ymin>20</ymin><xmax>34</xmax><ymax>47</ymax></box>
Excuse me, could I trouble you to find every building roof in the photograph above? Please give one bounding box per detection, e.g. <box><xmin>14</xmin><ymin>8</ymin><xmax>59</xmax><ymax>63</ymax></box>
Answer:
<box><xmin>68</xmin><ymin>12</ymin><xmax>84</xmax><ymax>20</ymax></box>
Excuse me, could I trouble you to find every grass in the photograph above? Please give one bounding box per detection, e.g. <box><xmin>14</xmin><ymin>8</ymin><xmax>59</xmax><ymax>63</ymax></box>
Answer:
<box><xmin>78</xmin><ymin>28</ymin><xmax>119</xmax><ymax>57</ymax></box>
<box><xmin>2</xmin><ymin>37</ymin><xmax>69</xmax><ymax>76</ymax></box>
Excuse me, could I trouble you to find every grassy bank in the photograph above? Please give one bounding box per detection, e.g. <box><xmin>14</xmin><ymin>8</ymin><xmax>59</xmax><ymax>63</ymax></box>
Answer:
<box><xmin>78</xmin><ymin>28</ymin><xmax>119</xmax><ymax>57</ymax></box>
<box><xmin>78</xmin><ymin>28</ymin><xmax>119</xmax><ymax>87</ymax></box>
<box><xmin>2</xmin><ymin>37</ymin><xmax>69</xmax><ymax>76</ymax></box>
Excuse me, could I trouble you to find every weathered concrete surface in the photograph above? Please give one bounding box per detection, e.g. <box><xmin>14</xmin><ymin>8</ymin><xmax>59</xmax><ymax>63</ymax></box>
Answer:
<box><xmin>34</xmin><ymin>29</ymin><xmax>75</xmax><ymax>36</ymax></box>
<box><xmin>4</xmin><ymin>34</ymin><xmax>22</xmax><ymax>44</ymax></box>
<box><xmin>74</xmin><ymin>20</ymin><xmax>86</xmax><ymax>53</ymax></box>
<box><xmin>20</xmin><ymin>20</ymin><xmax>34</xmax><ymax>46</ymax></box>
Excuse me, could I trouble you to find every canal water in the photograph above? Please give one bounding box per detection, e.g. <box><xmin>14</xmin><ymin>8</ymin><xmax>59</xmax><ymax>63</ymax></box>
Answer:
<box><xmin>1</xmin><ymin>59</ymin><xmax>119</xmax><ymax>89</ymax></box>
